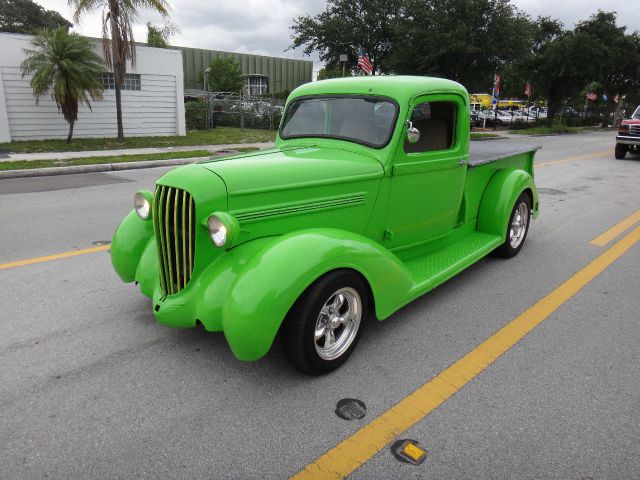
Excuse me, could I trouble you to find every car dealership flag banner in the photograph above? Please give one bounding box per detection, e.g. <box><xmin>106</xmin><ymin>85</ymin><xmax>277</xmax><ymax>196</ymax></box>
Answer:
<box><xmin>357</xmin><ymin>49</ymin><xmax>373</xmax><ymax>75</ymax></box>
<box><xmin>524</xmin><ymin>82</ymin><xmax>532</xmax><ymax>98</ymax></box>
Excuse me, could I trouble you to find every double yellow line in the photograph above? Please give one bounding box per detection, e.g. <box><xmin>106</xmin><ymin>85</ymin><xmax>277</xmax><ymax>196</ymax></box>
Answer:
<box><xmin>292</xmin><ymin>209</ymin><xmax>640</xmax><ymax>480</ymax></box>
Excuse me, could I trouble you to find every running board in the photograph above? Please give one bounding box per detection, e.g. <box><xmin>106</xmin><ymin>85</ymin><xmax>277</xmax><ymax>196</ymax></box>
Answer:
<box><xmin>404</xmin><ymin>232</ymin><xmax>503</xmax><ymax>295</ymax></box>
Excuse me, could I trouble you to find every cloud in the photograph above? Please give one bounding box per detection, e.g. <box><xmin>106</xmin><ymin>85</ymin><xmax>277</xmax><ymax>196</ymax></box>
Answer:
<box><xmin>511</xmin><ymin>0</ymin><xmax>640</xmax><ymax>31</ymax></box>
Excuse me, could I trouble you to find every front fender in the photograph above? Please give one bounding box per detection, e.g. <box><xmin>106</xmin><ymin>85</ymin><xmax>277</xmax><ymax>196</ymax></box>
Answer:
<box><xmin>221</xmin><ymin>229</ymin><xmax>414</xmax><ymax>361</ymax></box>
<box><xmin>111</xmin><ymin>210</ymin><xmax>154</xmax><ymax>282</ymax></box>
<box><xmin>476</xmin><ymin>169</ymin><xmax>538</xmax><ymax>238</ymax></box>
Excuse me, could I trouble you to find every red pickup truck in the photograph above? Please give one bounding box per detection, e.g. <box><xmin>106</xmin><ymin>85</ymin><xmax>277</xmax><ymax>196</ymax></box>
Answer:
<box><xmin>615</xmin><ymin>106</ymin><xmax>640</xmax><ymax>159</ymax></box>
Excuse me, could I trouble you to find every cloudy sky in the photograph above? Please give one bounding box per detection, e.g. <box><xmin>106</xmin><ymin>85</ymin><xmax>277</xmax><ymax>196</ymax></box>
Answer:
<box><xmin>38</xmin><ymin>0</ymin><xmax>640</xmax><ymax>74</ymax></box>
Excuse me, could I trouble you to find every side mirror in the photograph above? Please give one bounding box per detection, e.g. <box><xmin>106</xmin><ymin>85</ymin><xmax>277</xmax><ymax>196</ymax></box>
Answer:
<box><xmin>406</xmin><ymin>120</ymin><xmax>420</xmax><ymax>144</ymax></box>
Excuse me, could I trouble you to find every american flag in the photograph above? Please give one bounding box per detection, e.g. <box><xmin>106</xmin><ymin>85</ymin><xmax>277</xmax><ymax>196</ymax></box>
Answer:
<box><xmin>357</xmin><ymin>48</ymin><xmax>373</xmax><ymax>75</ymax></box>
<box><xmin>524</xmin><ymin>82</ymin><xmax>532</xmax><ymax>98</ymax></box>
<box><xmin>586</xmin><ymin>92</ymin><xmax>597</xmax><ymax>101</ymax></box>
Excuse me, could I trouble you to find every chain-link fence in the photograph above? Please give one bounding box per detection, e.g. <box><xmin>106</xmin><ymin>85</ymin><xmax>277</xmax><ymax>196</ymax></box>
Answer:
<box><xmin>185</xmin><ymin>91</ymin><xmax>285</xmax><ymax>131</ymax></box>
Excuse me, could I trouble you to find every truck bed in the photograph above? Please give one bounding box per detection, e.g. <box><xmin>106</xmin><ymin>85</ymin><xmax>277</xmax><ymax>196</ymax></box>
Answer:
<box><xmin>469</xmin><ymin>142</ymin><xmax>541</xmax><ymax>166</ymax></box>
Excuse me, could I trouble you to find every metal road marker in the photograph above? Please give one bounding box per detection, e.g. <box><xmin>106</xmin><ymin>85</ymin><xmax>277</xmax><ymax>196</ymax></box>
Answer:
<box><xmin>590</xmin><ymin>209</ymin><xmax>640</xmax><ymax>246</ymax></box>
<box><xmin>291</xmin><ymin>226</ymin><xmax>640</xmax><ymax>480</ymax></box>
<box><xmin>0</xmin><ymin>244</ymin><xmax>110</xmax><ymax>271</ymax></box>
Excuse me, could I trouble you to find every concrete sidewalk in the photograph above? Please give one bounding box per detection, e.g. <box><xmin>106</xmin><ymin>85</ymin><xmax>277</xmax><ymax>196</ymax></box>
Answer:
<box><xmin>0</xmin><ymin>142</ymin><xmax>275</xmax><ymax>162</ymax></box>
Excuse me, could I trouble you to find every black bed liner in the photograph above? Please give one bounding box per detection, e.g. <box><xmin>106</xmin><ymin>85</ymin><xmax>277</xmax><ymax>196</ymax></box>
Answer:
<box><xmin>468</xmin><ymin>142</ymin><xmax>541</xmax><ymax>167</ymax></box>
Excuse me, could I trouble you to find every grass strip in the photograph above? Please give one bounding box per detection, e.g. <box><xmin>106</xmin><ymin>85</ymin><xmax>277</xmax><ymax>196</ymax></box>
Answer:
<box><xmin>0</xmin><ymin>128</ymin><xmax>276</xmax><ymax>153</ymax></box>
<box><xmin>0</xmin><ymin>150</ymin><xmax>213</xmax><ymax>171</ymax></box>
<box><xmin>509</xmin><ymin>125</ymin><xmax>583</xmax><ymax>135</ymax></box>
<box><xmin>471</xmin><ymin>132</ymin><xmax>500</xmax><ymax>140</ymax></box>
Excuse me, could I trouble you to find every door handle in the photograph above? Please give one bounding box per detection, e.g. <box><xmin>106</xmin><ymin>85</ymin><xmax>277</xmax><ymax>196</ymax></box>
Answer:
<box><xmin>458</xmin><ymin>158</ymin><xmax>467</xmax><ymax>165</ymax></box>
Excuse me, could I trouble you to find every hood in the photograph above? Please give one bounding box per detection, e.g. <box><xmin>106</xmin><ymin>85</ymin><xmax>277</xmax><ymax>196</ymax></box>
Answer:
<box><xmin>199</xmin><ymin>146</ymin><xmax>384</xmax><ymax>196</ymax></box>
<box><xmin>621</xmin><ymin>119</ymin><xmax>640</xmax><ymax>125</ymax></box>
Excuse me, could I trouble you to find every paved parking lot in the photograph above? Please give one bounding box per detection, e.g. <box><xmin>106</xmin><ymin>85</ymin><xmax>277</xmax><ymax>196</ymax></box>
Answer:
<box><xmin>1</xmin><ymin>130</ymin><xmax>639</xmax><ymax>479</ymax></box>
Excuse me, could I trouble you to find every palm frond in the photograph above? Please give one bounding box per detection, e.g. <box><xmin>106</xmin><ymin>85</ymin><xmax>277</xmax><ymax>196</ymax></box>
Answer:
<box><xmin>20</xmin><ymin>28</ymin><xmax>106</xmax><ymax>126</ymax></box>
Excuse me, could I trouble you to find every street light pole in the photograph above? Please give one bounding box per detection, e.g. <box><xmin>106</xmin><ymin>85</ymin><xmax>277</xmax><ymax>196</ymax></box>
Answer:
<box><xmin>204</xmin><ymin>67</ymin><xmax>211</xmax><ymax>92</ymax></box>
<box><xmin>339</xmin><ymin>54</ymin><xmax>348</xmax><ymax>77</ymax></box>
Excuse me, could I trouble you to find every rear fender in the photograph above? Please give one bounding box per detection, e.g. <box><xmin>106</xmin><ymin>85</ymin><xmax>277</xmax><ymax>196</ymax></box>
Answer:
<box><xmin>221</xmin><ymin>229</ymin><xmax>414</xmax><ymax>361</ymax></box>
<box><xmin>477</xmin><ymin>169</ymin><xmax>537</xmax><ymax>238</ymax></box>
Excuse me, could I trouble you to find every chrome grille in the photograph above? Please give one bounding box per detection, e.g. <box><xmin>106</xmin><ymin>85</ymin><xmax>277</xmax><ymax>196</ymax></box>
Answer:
<box><xmin>153</xmin><ymin>185</ymin><xmax>196</xmax><ymax>295</ymax></box>
<box><xmin>630</xmin><ymin>125</ymin><xmax>640</xmax><ymax>136</ymax></box>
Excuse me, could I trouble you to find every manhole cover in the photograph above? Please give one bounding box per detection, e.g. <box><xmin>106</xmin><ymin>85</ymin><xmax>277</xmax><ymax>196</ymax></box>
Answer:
<box><xmin>335</xmin><ymin>398</ymin><xmax>366</xmax><ymax>421</ymax></box>
<box><xmin>391</xmin><ymin>439</ymin><xmax>427</xmax><ymax>465</ymax></box>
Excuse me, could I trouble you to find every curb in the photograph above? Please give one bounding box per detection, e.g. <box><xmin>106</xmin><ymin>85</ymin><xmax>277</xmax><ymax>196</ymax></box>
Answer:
<box><xmin>0</xmin><ymin>156</ymin><xmax>207</xmax><ymax>179</ymax></box>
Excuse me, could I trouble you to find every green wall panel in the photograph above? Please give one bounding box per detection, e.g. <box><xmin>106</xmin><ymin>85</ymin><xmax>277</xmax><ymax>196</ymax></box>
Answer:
<box><xmin>178</xmin><ymin>46</ymin><xmax>312</xmax><ymax>94</ymax></box>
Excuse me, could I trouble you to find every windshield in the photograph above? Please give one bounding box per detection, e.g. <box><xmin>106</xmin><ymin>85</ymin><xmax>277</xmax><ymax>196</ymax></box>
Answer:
<box><xmin>280</xmin><ymin>96</ymin><xmax>398</xmax><ymax>148</ymax></box>
<box><xmin>632</xmin><ymin>106</ymin><xmax>640</xmax><ymax>119</ymax></box>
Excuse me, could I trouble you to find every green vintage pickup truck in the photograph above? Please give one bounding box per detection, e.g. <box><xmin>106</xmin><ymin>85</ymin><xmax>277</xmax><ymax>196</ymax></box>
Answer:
<box><xmin>112</xmin><ymin>76</ymin><xmax>539</xmax><ymax>375</ymax></box>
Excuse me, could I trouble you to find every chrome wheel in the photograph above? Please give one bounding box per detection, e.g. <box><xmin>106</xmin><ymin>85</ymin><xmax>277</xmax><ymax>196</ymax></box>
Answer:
<box><xmin>314</xmin><ymin>287</ymin><xmax>362</xmax><ymax>361</ymax></box>
<box><xmin>509</xmin><ymin>202</ymin><xmax>529</xmax><ymax>249</ymax></box>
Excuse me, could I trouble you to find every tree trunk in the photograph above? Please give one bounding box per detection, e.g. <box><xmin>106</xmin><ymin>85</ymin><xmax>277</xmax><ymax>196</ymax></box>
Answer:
<box><xmin>114</xmin><ymin>80</ymin><xmax>124</xmax><ymax>142</ymax></box>
<box><xmin>109</xmin><ymin>11</ymin><xmax>125</xmax><ymax>142</ymax></box>
<box><xmin>67</xmin><ymin>121</ymin><xmax>74</xmax><ymax>143</ymax></box>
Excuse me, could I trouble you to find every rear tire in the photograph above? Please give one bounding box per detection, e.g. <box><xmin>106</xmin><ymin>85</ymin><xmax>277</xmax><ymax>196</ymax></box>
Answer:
<box><xmin>280</xmin><ymin>270</ymin><xmax>369</xmax><ymax>375</ymax></box>
<box><xmin>615</xmin><ymin>143</ymin><xmax>628</xmax><ymax>159</ymax></box>
<box><xmin>494</xmin><ymin>193</ymin><xmax>531</xmax><ymax>258</ymax></box>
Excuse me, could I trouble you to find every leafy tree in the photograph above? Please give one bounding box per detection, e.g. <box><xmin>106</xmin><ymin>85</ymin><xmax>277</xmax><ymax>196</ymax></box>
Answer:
<box><xmin>71</xmin><ymin>0</ymin><xmax>170</xmax><ymax>142</ymax></box>
<box><xmin>0</xmin><ymin>0</ymin><xmax>71</xmax><ymax>34</ymax></box>
<box><xmin>146</xmin><ymin>21</ymin><xmax>179</xmax><ymax>48</ymax></box>
<box><xmin>527</xmin><ymin>29</ymin><xmax>601</xmax><ymax>126</ymax></box>
<box><xmin>289</xmin><ymin>0</ymin><xmax>404</xmax><ymax>74</ymax></box>
<box><xmin>500</xmin><ymin>16</ymin><xmax>564</xmax><ymax>100</ymax></box>
<box><xmin>574</xmin><ymin>11</ymin><xmax>640</xmax><ymax>126</ymax></box>
<box><xmin>20</xmin><ymin>28</ymin><xmax>105</xmax><ymax>142</ymax></box>
<box><xmin>391</xmin><ymin>0</ymin><xmax>532</xmax><ymax>91</ymax></box>
<box><xmin>207</xmin><ymin>56</ymin><xmax>243</xmax><ymax>93</ymax></box>
<box><xmin>317</xmin><ymin>64</ymin><xmax>349</xmax><ymax>80</ymax></box>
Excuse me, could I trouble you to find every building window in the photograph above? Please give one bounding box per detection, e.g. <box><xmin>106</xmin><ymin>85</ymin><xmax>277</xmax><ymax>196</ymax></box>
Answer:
<box><xmin>245</xmin><ymin>75</ymin><xmax>268</xmax><ymax>96</ymax></box>
<box><xmin>101</xmin><ymin>73</ymin><xmax>142</xmax><ymax>91</ymax></box>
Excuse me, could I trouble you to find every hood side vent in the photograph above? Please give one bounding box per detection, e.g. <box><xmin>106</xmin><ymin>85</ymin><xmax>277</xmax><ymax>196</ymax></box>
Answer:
<box><xmin>232</xmin><ymin>192</ymin><xmax>366</xmax><ymax>223</ymax></box>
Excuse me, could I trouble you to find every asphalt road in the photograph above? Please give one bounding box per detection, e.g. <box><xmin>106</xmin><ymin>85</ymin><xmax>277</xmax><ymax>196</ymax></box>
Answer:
<box><xmin>1</xmin><ymin>130</ymin><xmax>639</xmax><ymax>479</ymax></box>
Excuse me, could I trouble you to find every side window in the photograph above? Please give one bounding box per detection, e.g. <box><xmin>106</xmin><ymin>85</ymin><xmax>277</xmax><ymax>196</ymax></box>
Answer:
<box><xmin>404</xmin><ymin>101</ymin><xmax>456</xmax><ymax>154</ymax></box>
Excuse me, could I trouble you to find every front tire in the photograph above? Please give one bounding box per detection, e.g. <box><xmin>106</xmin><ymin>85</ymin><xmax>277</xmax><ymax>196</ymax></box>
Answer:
<box><xmin>494</xmin><ymin>193</ymin><xmax>531</xmax><ymax>258</ymax></box>
<box><xmin>615</xmin><ymin>143</ymin><xmax>628</xmax><ymax>159</ymax></box>
<box><xmin>280</xmin><ymin>270</ymin><xmax>369</xmax><ymax>375</ymax></box>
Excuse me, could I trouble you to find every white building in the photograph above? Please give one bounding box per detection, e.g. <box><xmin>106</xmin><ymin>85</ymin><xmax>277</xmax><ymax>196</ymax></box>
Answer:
<box><xmin>0</xmin><ymin>32</ymin><xmax>186</xmax><ymax>142</ymax></box>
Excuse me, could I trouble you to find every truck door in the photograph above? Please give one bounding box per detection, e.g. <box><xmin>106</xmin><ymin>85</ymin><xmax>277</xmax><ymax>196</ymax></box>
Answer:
<box><xmin>385</xmin><ymin>94</ymin><xmax>468</xmax><ymax>249</ymax></box>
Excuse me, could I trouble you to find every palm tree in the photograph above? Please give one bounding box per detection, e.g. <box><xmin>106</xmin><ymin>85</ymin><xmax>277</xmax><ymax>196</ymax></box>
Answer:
<box><xmin>21</xmin><ymin>28</ymin><xmax>105</xmax><ymax>143</ymax></box>
<box><xmin>71</xmin><ymin>0</ymin><xmax>170</xmax><ymax>142</ymax></box>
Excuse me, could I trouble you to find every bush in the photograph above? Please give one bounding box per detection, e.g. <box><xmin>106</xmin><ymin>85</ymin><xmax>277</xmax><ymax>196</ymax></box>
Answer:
<box><xmin>185</xmin><ymin>100</ymin><xmax>211</xmax><ymax>130</ymax></box>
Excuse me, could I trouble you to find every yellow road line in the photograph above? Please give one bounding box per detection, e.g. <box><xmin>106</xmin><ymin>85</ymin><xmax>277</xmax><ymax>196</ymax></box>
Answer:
<box><xmin>590</xmin><ymin>209</ymin><xmax>640</xmax><ymax>246</ymax></box>
<box><xmin>0</xmin><ymin>244</ymin><xmax>111</xmax><ymax>271</ymax></box>
<box><xmin>292</xmin><ymin>226</ymin><xmax>640</xmax><ymax>480</ymax></box>
<box><xmin>536</xmin><ymin>149</ymin><xmax>609</xmax><ymax>169</ymax></box>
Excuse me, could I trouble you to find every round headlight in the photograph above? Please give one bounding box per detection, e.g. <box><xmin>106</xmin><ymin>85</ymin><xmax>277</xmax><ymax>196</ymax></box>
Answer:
<box><xmin>207</xmin><ymin>215</ymin><xmax>227</xmax><ymax>247</ymax></box>
<box><xmin>134</xmin><ymin>192</ymin><xmax>151</xmax><ymax>220</ymax></box>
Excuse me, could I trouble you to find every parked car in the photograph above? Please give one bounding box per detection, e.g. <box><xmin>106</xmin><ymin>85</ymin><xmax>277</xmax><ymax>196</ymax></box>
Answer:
<box><xmin>615</xmin><ymin>105</ymin><xmax>640</xmax><ymax>159</ymax></box>
<box><xmin>527</xmin><ymin>107</ymin><xmax>547</xmax><ymax>118</ymax></box>
<box><xmin>494</xmin><ymin>110</ymin><xmax>515</xmax><ymax>126</ymax></box>
<box><xmin>512</xmin><ymin>110</ymin><xmax>536</xmax><ymax>123</ymax></box>
<box><xmin>111</xmin><ymin>76</ymin><xmax>540</xmax><ymax>374</ymax></box>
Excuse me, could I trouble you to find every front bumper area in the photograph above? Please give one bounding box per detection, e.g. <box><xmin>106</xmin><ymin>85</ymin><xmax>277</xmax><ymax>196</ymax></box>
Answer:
<box><xmin>616</xmin><ymin>135</ymin><xmax>640</xmax><ymax>146</ymax></box>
